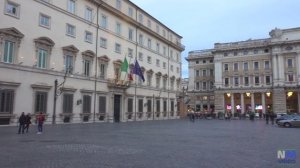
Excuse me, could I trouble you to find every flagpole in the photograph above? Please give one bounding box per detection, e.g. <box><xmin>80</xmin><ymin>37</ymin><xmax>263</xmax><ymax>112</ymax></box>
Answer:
<box><xmin>134</xmin><ymin>66</ymin><xmax>137</xmax><ymax>121</ymax></box>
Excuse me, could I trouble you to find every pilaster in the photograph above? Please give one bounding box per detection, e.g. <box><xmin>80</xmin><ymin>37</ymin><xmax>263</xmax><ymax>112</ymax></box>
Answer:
<box><xmin>214</xmin><ymin>91</ymin><xmax>224</xmax><ymax>113</ymax></box>
<box><xmin>272</xmin><ymin>88</ymin><xmax>286</xmax><ymax>113</ymax></box>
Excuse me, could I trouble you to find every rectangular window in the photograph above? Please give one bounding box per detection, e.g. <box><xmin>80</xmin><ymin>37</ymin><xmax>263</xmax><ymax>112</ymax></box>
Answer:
<box><xmin>156</xmin><ymin>77</ymin><xmax>160</xmax><ymax>88</ymax></box>
<box><xmin>265</xmin><ymin>61</ymin><xmax>270</xmax><ymax>69</ymax></box>
<box><xmin>177</xmin><ymin>67</ymin><xmax>179</xmax><ymax>73</ymax></box>
<box><xmin>170</xmin><ymin>65</ymin><xmax>173</xmax><ymax>71</ymax></box>
<box><xmin>83</xmin><ymin>59</ymin><xmax>90</xmax><ymax>76</ymax></box>
<box><xmin>203</xmin><ymin>82</ymin><xmax>207</xmax><ymax>90</ymax></box>
<box><xmin>210</xmin><ymin>69</ymin><xmax>214</xmax><ymax>77</ymax></box>
<box><xmin>148</xmin><ymin>39</ymin><xmax>152</xmax><ymax>49</ymax></box>
<box><xmin>163</xmin><ymin>100</ymin><xmax>167</xmax><ymax>112</ymax></box>
<box><xmin>127</xmin><ymin>98</ymin><xmax>133</xmax><ymax>113</ymax></box>
<box><xmin>138</xmin><ymin>52</ymin><xmax>143</xmax><ymax>61</ymax></box>
<box><xmin>163</xmin><ymin>79</ymin><xmax>167</xmax><ymax>89</ymax></box>
<box><xmin>147</xmin><ymin>19</ymin><xmax>151</xmax><ymax>28</ymax></box>
<box><xmin>244</xmin><ymin>77</ymin><xmax>249</xmax><ymax>86</ymax></box>
<box><xmin>65</xmin><ymin>55</ymin><xmax>73</xmax><ymax>74</ymax></box>
<box><xmin>138</xmin><ymin>99</ymin><xmax>143</xmax><ymax>112</ymax></box>
<box><xmin>156</xmin><ymin>43</ymin><xmax>160</xmax><ymax>53</ymax></box>
<box><xmin>98</xmin><ymin>96</ymin><xmax>106</xmax><ymax>113</ymax></box>
<box><xmin>67</xmin><ymin>0</ymin><xmax>76</xmax><ymax>14</ymax></box>
<box><xmin>85</xmin><ymin>31</ymin><xmax>93</xmax><ymax>43</ymax></box>
<box><xmin>85</xmin><ymin>7</ymin><xmax>93</xmax><ymax>22</ymax></box>
<box><xmin>5</xmin><ymin>1</ymin><xmax>19</xmax><ymax>18</ymax></box>
<box><xmin>156</xmin><ymin>25</ymin><xmax>160</xmax><ymax>33</ymax></box>
<box><xmin>234</xmin><ymin>63</ymin><xmax>238</xmax><ymax>71</ymax></box>
<box><xmin>147</xmin><ymin>74</ymin><xmax>151</xmax><ymax>86</ymax></box>
<box><xmin>225</xmin><ymin>78</ymin><xmax>229</xmax><ymax>86</ymax></box>
<box><xmin>38</xmin><ymin>49</ymin><xmax>47</xmax><ymax>69</ymax></box>
<box><xmin>244</xmin><ymin>62</ymin><xmax>248</xmax><ymax>71</ymax></box>
<box><xmin>171</xmin><ymin>101</ymin><xmax>174</xmax><ymax>112</ymax></box>
<box><xmin>139</xmin><ymin>34</ymin><xmax>143</xmax><ymax>46</ymax></box>
<box><xmin>0</xmin><ymin>90</ymin><xmax>14</xmax><ymax>114</ymax></box>
<box><xmin>196</xmin><ymin>82</ymin><xmax>200</xmax><ymax>90</ymax></box>
<box><xmin>99</xmin><ymin>64</ymin><xmax>106</xmax><ymax>79</ymax></box>
<box><xmin>163</xmin><ymin>62</ymin><xmax>166</xmax><ymax>69</ymax></box>
<box><xmin>156</xmin><ymin>100</ymin><xmax>160</xmax><ymax>112</ymax></box>
<box><xmin>100</xmin><ymin>38</ymin><xmax>107</xmax><ymax>48</ymax></box>
<box><xmin>116</xmin><ymin>22</ymin><xmax>121</xmax><ymax>35</ymax></box>
<box><xmin>139</xmin><ymin>13</ymin><xmax>143</xmax><ymax>23</ymax></box>
<box><xmin>234</xmin><ymin>77</ymin><xmax>239</xmax><ymax>86</ymax></box>
<box><xmin>196</xmin><ymin>70</ymin><xmax>199</xmax><ymax>77</ymax></box>
<box><xmin>3</xmin><ymin>40</ymin><xmax>14</xmax><ymax>63</ymax></box>
<box><xmin>128</xmin><ymin>28</ymin><xmax>133</xmax><ymax>41</ymax></box>
<box><xmin>35</xmin><ymin>92</ymin><xmax>47</xmax><ymax>114</ymax></box>
<box><xmin>202</xmin><ymin>70</ymin><xmax>206</xmax><ymax>77</ymax></box>
<box><xmin>115</xmin><ymin>43</ymin><xmax>121</xmax><ymax>53</ymax></box>
<box><xmin>147</xmin><ymin>99</ymin><xmax>152</xmax><ymax>113</ymax></box>
<box><xmin>163</xmin><ymin>46</ymin><xmax>166</xmax><ymax>56</ymax></box>
<box><xmin>224</xmin><ymin>64</ymin><xmax>229</xmax><ymax>71</ymax></box>
<box><xmin>82</xmin><ymin>95</ymin><xmax>91</xmax><ymax>113</ymax></box>
<box><xmin>147</xmin><ymin>56</ymin><xmax>152</xmax><ymax>64</ymax></box>
<box><xmin>39</xmin><ymin>13</ymin><xmax>51</xmax><ymax>28</ymax></box>
<box><xmin>265</xmin><ymin>76</ymin><xmax>270</xmax><ymax>85</ymax></box>
<box><xmin>100</xmin><ymin>15</ymin><xmax>107</xmax><ymax>29</ymax></box>
<box><xmin>63</xmin><ymin>94</ymin><xmax>73</xmax><ymax>113</ymax></box>
<box><xmin>116</xmin><ymin>0</ymin><xmax>121</xmax><ymax>10</ymax></box>
<box><xmin>287</xmin><ymin>59</ymin><xmax>293</xmax><ymax>68</ymax></box>
<box><xmin>128</xmin><ymin>48</ymin><xmax>133</xmax><ymax>58</ymax></box>
<box><xmin>128</xmin><ymin>7</ymin><xmax>133</xmax><ymax>17</ymax></box>
<box><xmin>254</xmin><ymin>62</ymin><xmax>259</xmax><ymax>70</ymax></box>
<box><xmin>288</xmin><ymin>74</ymin><xmax>294</xmax><ymax>82</ymax></box>
<box><xmin>163</xmin><ymin>30</ymin><xmax>166</xmax><ymax>37</ymax></box>
<box><xmin>156</xmin><ymin>59</ymin><xmax>160</xmax><ymax>67</ymax></box>
<box><xmin>255</xmin><ymin>76</ymin><xmax>260</xmax><ymax>85</ymax></box>
<box><xmin>66</xmin><ymin>24</ymin><xmax>76</xmax><ymax>37</ymax></box>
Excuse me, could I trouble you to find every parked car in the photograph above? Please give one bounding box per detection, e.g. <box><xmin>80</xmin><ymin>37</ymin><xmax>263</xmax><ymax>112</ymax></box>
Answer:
<box><xmin>277</xmin><ymin>116</ymin><xmax>300</xmax><ymax>127</ymax></box>
<box><xmin>276</xmin><ymin>113</ymin><xmax>287</xmax><ymax>118</ymax></box>
<box><xmin>276</xmin><ymin>114</ymin><xmax>298</xmax><ymax>124</ymax></box>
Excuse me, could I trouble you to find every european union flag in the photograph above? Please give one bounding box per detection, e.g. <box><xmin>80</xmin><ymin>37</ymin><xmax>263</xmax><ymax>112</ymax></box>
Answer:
<box><xmin>133</xmin><ymin>60</ymin><xmax>145</xmax><ymax>82</ymax></box>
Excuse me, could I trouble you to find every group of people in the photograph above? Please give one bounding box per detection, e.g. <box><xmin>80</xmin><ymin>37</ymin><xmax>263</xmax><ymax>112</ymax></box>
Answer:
<box><xmin>265</xmin><ymin>111</ymin><xmax>276</xmax><ymax>125</ymax></box>
<box><xmin>18</xmin><ymin>112</ymin><xmax>45</xmax><ymax>134</ymax></box>
<box><xmin>187</xmin><ymin>107</ymin><xmax>195</xmax><ymax>122</ymax></box>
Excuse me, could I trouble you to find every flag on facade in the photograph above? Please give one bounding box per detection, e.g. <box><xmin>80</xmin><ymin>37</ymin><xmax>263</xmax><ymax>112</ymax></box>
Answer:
<box><xmin>128</xmin><ymin>68</ymin><xmax>134</xmax><ymax>81</ymax></box>
<box><xmin>133</xmin><ymin>60</ymin><xmax>145</xmax><ymax>82</ymax></box>
<box><xmin>120</xmin><ymin>57</ymin><xmax>128</xmax><ymax>81</ymax></box>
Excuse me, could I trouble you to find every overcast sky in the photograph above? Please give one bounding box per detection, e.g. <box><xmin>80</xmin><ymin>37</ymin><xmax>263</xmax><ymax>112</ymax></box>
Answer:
<box><xmin>130</xmin><ymin>0</ymin><xmax>300</xmax><ymax>78</ymax></box>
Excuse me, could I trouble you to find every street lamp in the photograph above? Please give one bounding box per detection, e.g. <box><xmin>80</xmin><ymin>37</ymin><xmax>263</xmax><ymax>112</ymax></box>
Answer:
<box><xmin>52</xmin><ymin>66</ymin><xmax>72</xmax><ymax>124</ymax></box>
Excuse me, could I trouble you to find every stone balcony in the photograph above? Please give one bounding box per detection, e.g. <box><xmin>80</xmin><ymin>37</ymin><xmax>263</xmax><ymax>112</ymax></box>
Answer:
<box><xmin>107</xmin><ymin>78</ymin><xmax>130</xmax><ymax>89</ymax></box>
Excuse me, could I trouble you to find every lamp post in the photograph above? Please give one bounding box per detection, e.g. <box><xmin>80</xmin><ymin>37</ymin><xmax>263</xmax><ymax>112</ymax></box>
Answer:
<box><xmin>52</xmin><ymin>66</ymin><xmax>72</xmax><ymax>124</ymax></box>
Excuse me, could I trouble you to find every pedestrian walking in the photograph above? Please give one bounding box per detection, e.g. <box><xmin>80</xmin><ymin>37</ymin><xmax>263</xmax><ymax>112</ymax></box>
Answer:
<box><xmin>36</xmin><ymin>112</ymin><xmax>45</xmax><ymax>134</ymax></box>
<box><xmin>270</xmin><ymin>112</ymin><xmax>275</xmax><ymax>125</ymax></box>
<box><xmin>265</xmin><ymin>111</ymin><xmax>270</xmax><ymax>124</ymax></box>
<box><xmin>18</xmin><ymin>112</ymin><xmax>26</xmax><ymax>134</ymax></box>
<box><xmin>189</xmin><ymin>108</ymin><xmax>195</xmax><ymax>122</ymax></box>
<box><xmin>24</xmin><ymin>113</ymin><xmax>32</xmax><ymax>133</ymax></box>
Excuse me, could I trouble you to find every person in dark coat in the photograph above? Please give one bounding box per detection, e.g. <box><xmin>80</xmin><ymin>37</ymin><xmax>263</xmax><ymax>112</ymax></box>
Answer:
<box><xmin>24</xmin><ymin>113</ymin><xmax>32</xmax><ymax>133</ymax></box>
<box><xmin>270</xmin><ymin>112</ymin><xmax>275</xmax><ymax>125</ymax></box>
<box><xmin>18</xmin><ymin>112</ymin><xmax>26</xmax><ymax>134</ymax></box>
<box><xmin>265</xmin><ymin>111</ymin><xmax>270</xmax><ymax>124</ymax></box>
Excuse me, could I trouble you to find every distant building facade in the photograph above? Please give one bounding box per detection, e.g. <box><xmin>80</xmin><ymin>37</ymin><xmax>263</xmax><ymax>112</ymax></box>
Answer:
<box><xmin>0</xmin><ymin>0</ymin><xmax>184</xmax><ymax>125</ymax></box>
<box><xmin>187</xmin><ymin>27</ymin><xmax>300</xmax><ymax>115</ymax></box>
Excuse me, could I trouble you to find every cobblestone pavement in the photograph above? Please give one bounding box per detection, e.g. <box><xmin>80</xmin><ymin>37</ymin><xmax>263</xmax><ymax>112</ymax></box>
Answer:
<box><xmin>0</xmin><ymin>119</ymin><xmax>299</xmax><ymax>168</ymax></box>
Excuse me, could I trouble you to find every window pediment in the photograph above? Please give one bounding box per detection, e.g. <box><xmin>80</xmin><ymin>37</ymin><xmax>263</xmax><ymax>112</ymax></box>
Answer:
<box><xmin>147</xmin><ymin>69</ymin><xmax>153</xmax><ymax>74</ymax></box>
<box><xmin>113</xmin><ymin>59</ymin><xmax>122</xmax><ymax>66</ymax></box>
<box><xmin>155</xmin><ymin>72</ymin><xmax>162</xmax><ymax>76</ymax></box>
<box><xmin>98</xmin><ymin>55</ymin><xmax>110</xmax><ymax>63</ymax></box>
<box><xmin>82</xmin><ymin>50</ymin><xmax>95</xmax><ymax>58</ymax></box>
<box><xmin>0</xmin><ymin>27</ymin><xmax>24</xmax><ymax>39</ymax></box>
<box><xmin>34</xmin><ymin>37</ymin><xmax>55</xmax><ymax>47</ymax></box>
<box><xmin>62</xmin><ymin>45</ymin><xmax>79</xmax><ymax>54</ymax></box>
<box><xmin>163</xmin><ymin>74</ymin><xmax>168</xmax><ymax>78</ymax></box>
<box><xmin>170</xmin><ymin>75</ymin><xmax>175</xmax><ymax>80</ymax></box>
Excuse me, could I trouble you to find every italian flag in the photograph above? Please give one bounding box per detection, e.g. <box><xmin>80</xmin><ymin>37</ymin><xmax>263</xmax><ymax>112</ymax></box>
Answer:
<box><xmin>120</xmin><ymin>57</ymin><xmax>128</xmax><ymax>81</ymax></box>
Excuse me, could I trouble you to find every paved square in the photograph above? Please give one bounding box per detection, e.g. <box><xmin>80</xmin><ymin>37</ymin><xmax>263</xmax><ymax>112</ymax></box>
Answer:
<box><xmin>0</xmin><ymin>119</ymin><xmax>299</xmax><ymax>168</ymax></box>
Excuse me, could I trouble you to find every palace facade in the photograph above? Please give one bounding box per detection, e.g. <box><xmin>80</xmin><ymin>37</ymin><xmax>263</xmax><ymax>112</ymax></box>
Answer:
<box><xmin>0</xmin><ymin>0</ymin><xmax>184</xmax><ymax>125</ymax></box>
<box><xmin>187</xmin><ymin>27</ymin><xmax>300</xmax><ymax>115</ymax></box>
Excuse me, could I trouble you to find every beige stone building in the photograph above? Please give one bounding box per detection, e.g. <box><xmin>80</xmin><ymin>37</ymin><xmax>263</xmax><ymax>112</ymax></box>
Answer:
<box><xmin>0</xmin><ymin>0</ymin><xmax>184</xmax><ymax>125</ymax></box>
<box><xmin>187</xmin><ymin>27</ymin><xmax>300</xmax><ymax>116</ymax></box>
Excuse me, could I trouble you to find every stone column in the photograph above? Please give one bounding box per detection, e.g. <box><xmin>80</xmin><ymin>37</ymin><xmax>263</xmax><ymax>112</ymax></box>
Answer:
<box><xmin>241</xmin><ymin>93</ymin><xmax>245</xmax><ymax>114</ymax></box>
<box><xmin>231</xmin><ymin>93</ymin><xmax>235</xmax><ymax>114</ymax></box>
<box><xmin>251</xmin><ymin>93</ymin><xmax>255</xmax><ymax>112</ymax></box>
<box><xmin>297</xmin><ymin>92</ymin><xmax>300</xmax><ymax>113</ymax></box>
<box><xmin>262</xmin><ymin>93</ymin><xmax>266</xmax><ymax>114</ymax></box>
<box><xmin>214</xmin><ymin>90</ymin><xmax>224</xmax><ymax>113</ymax></box>
<box><xmin>272</xmin><ymin>88</ymin><xmax>286</xmax><ymax>113</ymax></box>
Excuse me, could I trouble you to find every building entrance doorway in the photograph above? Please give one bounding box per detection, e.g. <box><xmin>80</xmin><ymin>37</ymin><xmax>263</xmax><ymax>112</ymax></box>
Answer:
<box><xmin>114</xmin><ymin>95</ymin><xmax>121</xmax><ymax>122</ymax></box>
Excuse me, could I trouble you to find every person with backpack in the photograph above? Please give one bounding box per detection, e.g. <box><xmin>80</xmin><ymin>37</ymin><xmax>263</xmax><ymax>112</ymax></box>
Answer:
<box><xmin>24</xmin><ymin>113</ymin><xmax>32</xmax><ymax>133</ymax></box>
<box><xmin>18</xmin><ymin>112</ymin><xmax>26</xmax><ymax>134</ymax></box>
<box><xmin>36</xmin><ymin>112</ymin><xmax>45</xmax><ymax>134</ymax></box>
